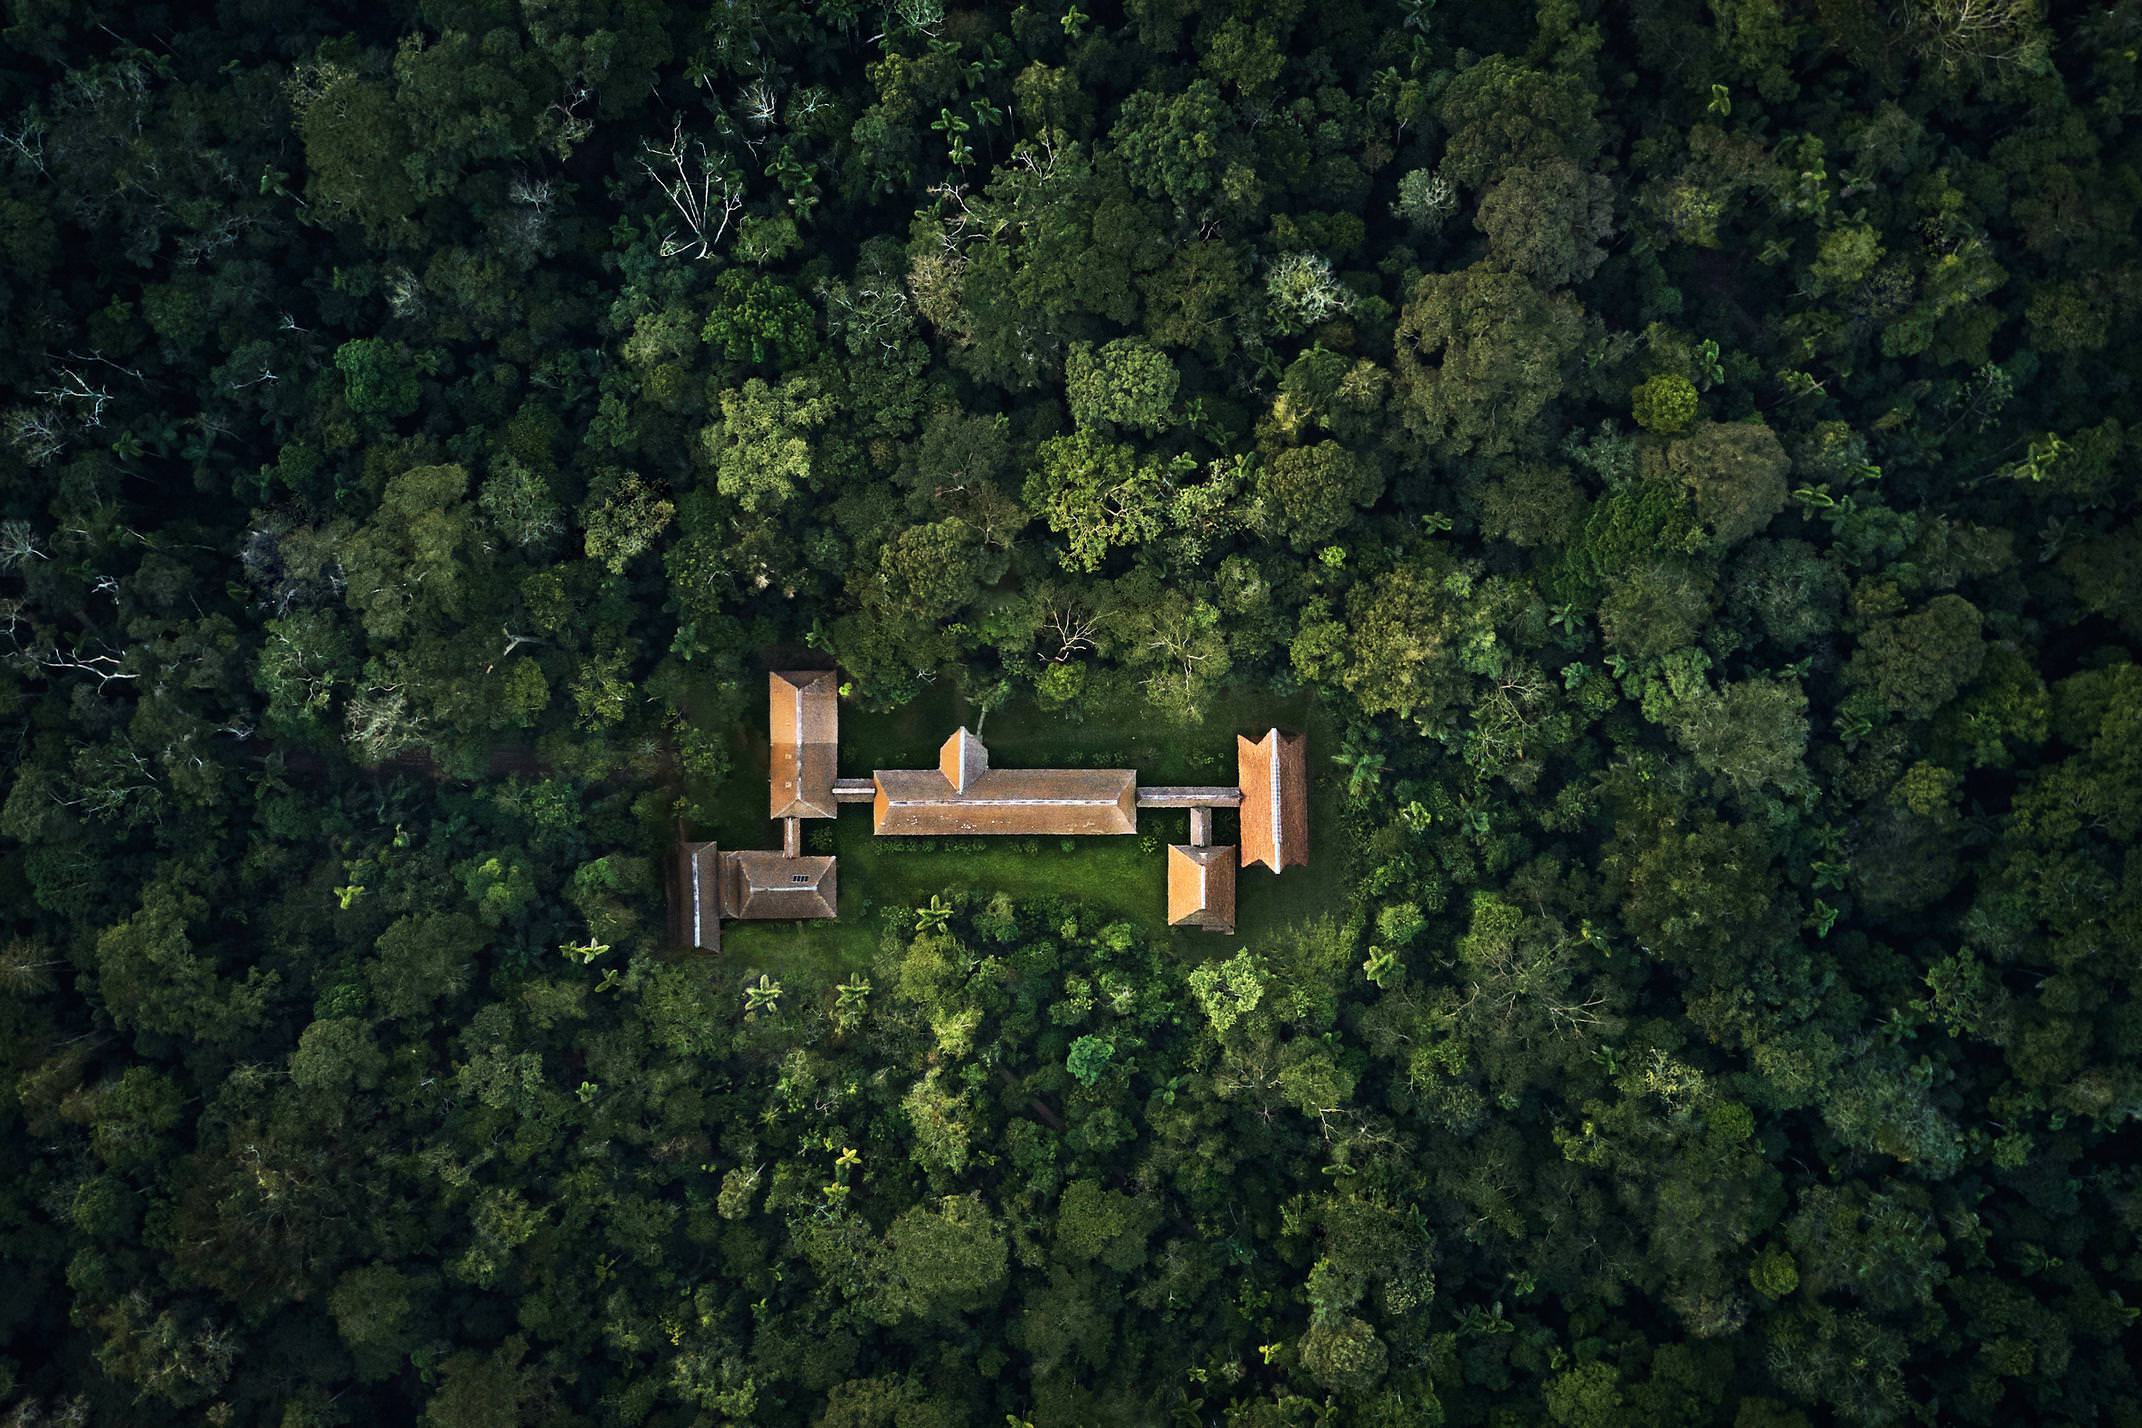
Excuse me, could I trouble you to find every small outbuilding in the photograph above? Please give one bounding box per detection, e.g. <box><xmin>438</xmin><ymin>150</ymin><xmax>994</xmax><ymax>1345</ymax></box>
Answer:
<box><xmin>1167</xmin><ymin>843</ymin><xmax>1237</xmax><ymax>933</ymax></box>
<box><xmin>673</xmin><ymin>840</ymin><xmax>725</xmax><ymax>954</ymax></box>
<box><xmin>722</xmin><ymin>850</ymin><xmax>839</xmax><ymax>920</ymax></box>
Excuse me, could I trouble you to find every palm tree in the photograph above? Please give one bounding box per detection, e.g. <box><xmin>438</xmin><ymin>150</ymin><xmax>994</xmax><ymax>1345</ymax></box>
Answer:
<box><xmin>915</xmin><ymin>895</ymin><xmax>955</xmax><ymax>931</ymax></box>
<box><xmin>834</xmin><ymin>976</ymin><xmax>873</xmax><ymax>1020</ymax></box>
<box><xmin>744</xmin><ymin>973</ymin><xmax>784</xmax><ymax>1015</ymax></box>
<box><xmin>1332</xmin><ymin>741</ymin><xmax>1385</xmax><ymax>799</ymax></box>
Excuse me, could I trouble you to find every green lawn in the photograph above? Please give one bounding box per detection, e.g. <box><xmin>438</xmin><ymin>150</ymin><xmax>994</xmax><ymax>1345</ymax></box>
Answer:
<box><xmin>693</xmin><ymin>680</ymin><xmax>1354</xmax><ymax>981</ymax></box>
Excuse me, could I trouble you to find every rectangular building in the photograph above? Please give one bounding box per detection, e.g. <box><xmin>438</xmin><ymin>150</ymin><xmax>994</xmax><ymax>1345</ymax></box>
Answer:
<box><xmin>1238</xmin><ymin>728</ymin><xmax>1309</xmax><ymax>873</ymax></box>
<box><xmin>872</xmin><ymin>729</ymin><xmax>1137</xmax><ymax>836</ymax></box>
<box><xmin>1168</xmin><ymin>843</ymin><xmax>1236</xmax><ymax>933</ymax></box>
<box><xmin>770</xmin><ymin>669</ymin><xmax>839</xmax><ymax>820</ymax></box>
<box><xmin>722</xmin><ymin>850</ymin><xmax>839</xmax><ymax>920</ymax></box>
<box><xmin>672</xmin><ymin>840</ymin><xmax>724</xmax><ymax>953</ymax></box>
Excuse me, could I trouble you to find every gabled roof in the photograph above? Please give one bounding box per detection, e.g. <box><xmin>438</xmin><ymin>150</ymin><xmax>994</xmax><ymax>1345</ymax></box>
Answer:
<box><xmin>722</xmin><ymin>850</ymin><xmax>838</xmax><ymax>920</ymax></box>
<box><xmin>872</xmin><ymin>729</ymin><xmax>1137</xmax><ymax>836</ymax></box>
<box><xmin>672</xmin><ymin>841</ymin><xmax>723</xmax><ymax>953</ymax></box>
<box><xmin>770</xmin><ymin>670</ymin><xmax>839</xmax><ymax>820</ymax></box>
<box><xmin>1167</xmin><ymin>843</ymin><xmax>1236</xmax><ymax>933</ymax></box>
<box><xmin>1238</xmin><ymin>728</ymin><xmax>1309</xmax><ymax>873</ymax></box>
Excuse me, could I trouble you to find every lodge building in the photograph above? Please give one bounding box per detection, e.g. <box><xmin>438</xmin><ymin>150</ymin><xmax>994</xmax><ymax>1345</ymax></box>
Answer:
<box><xmin>671</xmin><ymin>670</ymin><xmax>1309</xmax><ymax>951</ymax></box>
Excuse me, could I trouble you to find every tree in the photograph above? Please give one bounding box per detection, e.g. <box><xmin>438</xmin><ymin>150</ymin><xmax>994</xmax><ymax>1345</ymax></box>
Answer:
<box><xmin>292</xmin><ymin>63</ymin><xmax>421</xmax><ymax>232</ymax></box>
<box><xmin>1266</xmin><ymin>252</ymin><xmax>1353</xmax><ymax>336</ymax></box>
<box><xmin>1291</xmin><ymin>561</ymin><xmax>1473</xmax><ymax>720</ymax></box>
<box><xmin>1671</xmin><ymin>677</ymin><xmax>1811</xmax><ymax>796</ymax></box>
<box><xmin>334</xmin><ymin>338</ymin><xmax>423</xmax><ymax>419</ymax></box>
<box><xmin>1661</xmin><ymin>421</ymin><xmax>1791</xmax><ymax>545</ymax></box>
<box><xmin>1476</xmin><ymin>157</ymin><xmax>1614</xmax><ymax>287</ymax></box>
<box><xmin>90</xmin><ymin>879</ymin><xmax>275</xmax><ymax>1049</ymax></box>
<box><xmin>1632</xmin><ymin>374</ymin><xmax>1699</xmax><ymax>434</ymax></box>
<box><xmin>875</xmin><ymin>1196</ymin><xmax>1009</xmax><ymax>1322</ymax></box>
<box><xmin>1066</xmin><ymin>1034</ymin><xmax>1115</xmax><ymax>1086</ymax></box>
<box><xmin>1257</xmin><ymin>441</ymin><xmax>1382</xmax><ymax>551</ymax></box>
<box><xmin>700</xmin><ymin>376</ymin><xmax>835</xmax><ymax>513</ymax></box>
<box><xmin>329</xmin><ymin>1263</ymin><xmax>426</xmax><ymax>1383</ymax></box>
<box><xmin>1297</xmin><ymin>1314</ymin><xmax>1387</xmax><ymax>1394</ymax></box>
<box><xmin>1844</xmin><ymin>594</ymin><xmax>1986</xmax><ymax>721</ymax></box>
<box><xmin>1435</xmin><ymin>57</ymin><xmax>1603</xmax><ymax>190</ymax></box>
<box><xmin>1187</xmin><ymin>949</ymin><xmax>1267</xmax><ymax>1039</ymax></box>
<box><xmin>1054</xmin><ymin>1179</ymin><xmax>1159</xmax><ymax>1272</ymax></box>
<box><xmin>339</xmin><ymin>463</ymin><xmax>482</xmax><ymax>642</ymax></box>
<box><xmin>1110</xmin><ymin>79</ymin><xmax>1233</xmax><ymax>216</ymax></box>
<box><xmin>1065</xmin><ymin>337</ymin><xmax>1179</xmax><ymax>434</ymax></box>
<box><xmin>1394</xmin><ymin>266</ymin><xmax>1586</xmax><ymax>458</ymax></box>
<box><xmin>702</xmin><ymin>270</ymin><xmax>818</xmax><ymax>370</ymax></box>
<box><xmin>1023</xmin><ymin>433</ymin><xmax>1188</xmax><ymax>573</ymax></box>
<box><xmin>580</xmin><ymin>470</ymin><xmax>675</xmax><ymax>574</ymax></box>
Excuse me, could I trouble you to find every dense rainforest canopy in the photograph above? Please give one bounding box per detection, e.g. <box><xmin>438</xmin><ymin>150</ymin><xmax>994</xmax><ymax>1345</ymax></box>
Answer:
<box><xmin>4</xmin><ymin>0</ymin><xmax>2142</xmax><ymax>1423</ymax></box>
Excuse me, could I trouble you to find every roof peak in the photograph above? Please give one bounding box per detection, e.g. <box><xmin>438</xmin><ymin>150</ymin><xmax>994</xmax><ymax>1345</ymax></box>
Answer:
<box><xmin>939</xmin><ymin>726</ymin><xmax>990</xmax><ymax>790</ymax></box>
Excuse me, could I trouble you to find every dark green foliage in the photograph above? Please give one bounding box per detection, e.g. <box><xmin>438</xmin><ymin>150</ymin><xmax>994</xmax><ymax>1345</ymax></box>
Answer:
<box><xmin>701</xmin><ymin>270</ymin><xmax>818</xmax><ymax>371</ymax></box>
<box><xmin>2</xmin><ymin>3</ymin><xmax>2140</xmax><ymax>1425</ymax></box>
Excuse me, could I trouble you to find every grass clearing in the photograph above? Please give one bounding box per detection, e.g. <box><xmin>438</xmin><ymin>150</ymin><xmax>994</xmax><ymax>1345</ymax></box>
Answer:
<box><xmin>693</xmin><ymin>680</ymin><xmax>1355</xmax><ymax>984</ymax></box>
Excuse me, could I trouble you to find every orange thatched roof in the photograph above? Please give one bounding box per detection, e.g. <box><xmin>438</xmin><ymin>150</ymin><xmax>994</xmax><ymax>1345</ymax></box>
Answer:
<box><xmin>872</xmin><ymin>729</ymin><xmax>1137</xmax><ymax>836</ymax></box>
<box><xmin>770</xmin><ymin>670</ymin><xmax>839</xmax><ymax>819</ymax></box>
<box><xmin>1167</xmin><ymin>844</ymin><xmax>1236</xmax><ymax>933</ymax></box>
<box><xmin>1238</xmin><ymin>729</ymin><xmax>1308</xmax><ymax>873</ymax></box>
<box><xmin>722</xmin><ymin>850</ymin><xmax>838</xmax><ymax>920</ymax></box>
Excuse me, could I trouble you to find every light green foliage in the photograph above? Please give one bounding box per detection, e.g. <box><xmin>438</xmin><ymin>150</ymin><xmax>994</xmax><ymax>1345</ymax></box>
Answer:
<box><xmin>1543</xmin><ymin>1361</ymin><xmax>1625</xmax><ymax>1427</ymax></box>
<box><xmin>1808</xmin><ymin>223</ymin><xmax>1884</xmax><ymax>296</ymax></box>
<box><xmin>1023</xmin><ymin>432</ymin><xmax>1188</xmax><ymax>572</ymax></box>
<box><xmin>1266</xmin><ymin>252</ymin><xmax>1353</xmax><ymax>335</ymax></box>
<box><xmin>1292</xmin><ymin>562</ymin><xmax>1472</xmax><ymax>719</ymax></box>
<box><xmin>1066</xmin><ymin>1034</ymin><xmax>1115</xmax><ymax>1086</ymax></box>
<box><xmin>901</xmin><ymin>1068</ymin><xmax>973</xmax><ymax>1176</ymax></box>
<box><xmin>478</xmin><ymin>457</ymin><xmax>563</xmax><ymax>549</ymax></box>
<box><xmin>1751</xmin><ymin>1245</ymin><xmax>1800</xmax><ymax>1300</ymax></box>
<box><xmin>1632</xmin><ymin>374</ymin><xmax>1700</xmax><ymax>434</ymax></box>
<box><xmin>1298</xmin><ymin>1314</ymin><xmax>1387</xmax><ymax>1394</ymax></box>
<box><xmin>700</xmin><ymin>375</ymin><xmax>833</xmax><ymax>513</ymax></box>
<box><xmin>1393</xmin><ymin>168</ymin><xmax>1456</xmax><ymax>231</ymax></box>
<box><xmin>1187</xmin><ymin>949</ymin><xmax>1267</xmax><ymax>1038</ymax></box>
<box><xmin>580</xmin><ymin>471</ymin><xmax>675</xmax><ymax>574</ymax></box>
